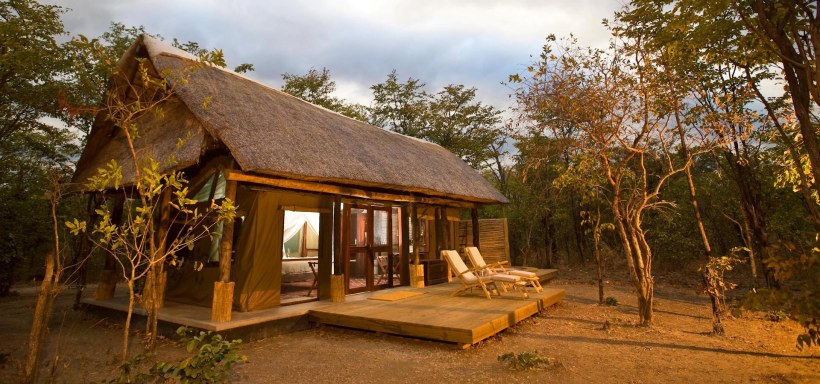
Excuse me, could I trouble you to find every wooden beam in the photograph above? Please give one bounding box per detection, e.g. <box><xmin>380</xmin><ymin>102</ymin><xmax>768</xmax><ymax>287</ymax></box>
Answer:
<box><xmin>471</xmin><ymin>208</ymin><xmax>480</xmax><ymax>249</ymax></box>
<box><xmin>278</xmin><ymin>205</ymin><xmax>331</xmax><ymax>213</ymax></box>
<box><xmin>333</xmin><ymin>196</ymin><xmax>342</xmax><ymax>275</ymax></box>
<box><xmin>411</xmin><ymin>203</ymin><xmax>420</xmax><ymax>265</ymax></box>
<box><xmin>218</xmin><ymin>180</ymin><xmax>237</xmax><ymax>282</ymax></box>
<box><xmin>318</xmin><ymin>196</ymin><xmax>333</xmax><ymax>299</ymax></box>
<box><xmin>435</xmin><ymin>207</ymin><xmax>444</xmax><ymax>257</ymax></box>
<box><xmin>224</xmin><ymin>170</ymin><xmax>480</xmax><ymax>208</ymax></box>
<box><xmin>400</xmin><ymin>205</ymin><xmax>410</xmax><ymax>286</ymax></box>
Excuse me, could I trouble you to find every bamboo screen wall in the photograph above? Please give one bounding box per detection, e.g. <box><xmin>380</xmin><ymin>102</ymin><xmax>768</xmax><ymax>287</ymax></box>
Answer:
<box><xmin>458</xmin><ymin>218</ymin><xmax>510</xmax><ymax>264</ymax></box>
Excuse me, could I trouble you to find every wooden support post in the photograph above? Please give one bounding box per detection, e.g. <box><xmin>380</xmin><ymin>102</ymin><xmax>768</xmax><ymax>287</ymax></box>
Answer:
<box><xmin>435</xmin><ymin>206</ymin><xmax>444</xmax><ymax>257</ymax></box>
<box><xmin>96</xmin><ymin>194</ymin><xmax>125</xmax><ymax>300</ymax></box>
<box><xmin>212</xmin><ymin>179</ymin><xmax>237</xmax><ymax>322</ymax></box>
<box><xmin>400</xmin><ymin>205</ymin><xmax>410</xmax><ymax>286</ymax></box>
<box><xmin>318</xmin><ymin>196</ymin><xmax>333</xmax><ymax>299</ymax></box>
<box><xmin>409</xmin><ymin>203</ymin><xmax>424</xmax><ymax>288</ymax></box>
<box><xmin>330</xmin><ymin>196</ymin><xmax>345</xmax><ymax>302</ymax></box>
<box><xmin>471</xmin><ymin>207</ymin><xmax>480</xmax><ymax>249</ymax></box>
<box><xmin>73</xmin><ymin>193</ymin><xmax>100</xmax><ymax>308</ymax></box>
<box><xmin>333</xmin><ymin>196</ymin><xmax>342</xmax><ymax>276</ymax></box>
<box><xmin>330</xmin><ymin>274</ymin><xmax>345</xmax><ymax>303</ymax></box>
<box><xmin>144</xmin><ymin>187</ymin><xmax>172</xmax><ymax>310</ymax></box>
<box><xmin>211</xmin><ymin>281</ymin><xmax>234</xmax><ymax>322</ymax></box>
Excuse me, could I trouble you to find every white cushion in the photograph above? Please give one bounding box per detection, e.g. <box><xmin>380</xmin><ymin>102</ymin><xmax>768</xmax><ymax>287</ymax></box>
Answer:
<box><xmin>508</xmin><ymin>270</ymin><xmax>537</xmax><ymax>278</ymax></box>
<box><xmin>491</xmin><ymin>274</ymin><xmax>520</xmax><ymax>283</ymax></box>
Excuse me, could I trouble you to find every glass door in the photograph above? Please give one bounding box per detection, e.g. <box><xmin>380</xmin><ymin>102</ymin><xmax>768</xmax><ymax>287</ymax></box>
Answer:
<box><xmin>344</xmin><ymin>204</ymin><xmax>395</xmax><ymax>293</ymax></box>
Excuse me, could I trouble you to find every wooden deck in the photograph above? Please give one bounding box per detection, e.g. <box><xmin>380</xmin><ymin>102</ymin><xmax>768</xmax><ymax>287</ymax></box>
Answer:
<box><xmin>82</xmin><ymin>268</ymin><xmax>562</xmax><ymax>346</ymax></box>
<box><xmin>310</xmin><ymin>283</ymin><xmax>564</xmax><ymax>347</ymax></box>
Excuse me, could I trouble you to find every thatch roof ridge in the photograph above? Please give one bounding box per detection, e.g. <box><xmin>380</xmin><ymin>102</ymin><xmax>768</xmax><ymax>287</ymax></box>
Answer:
<box><xmin>141</xmin><ymin>35</ymin><xmax>450</xmax><ymax>155</ymax></box>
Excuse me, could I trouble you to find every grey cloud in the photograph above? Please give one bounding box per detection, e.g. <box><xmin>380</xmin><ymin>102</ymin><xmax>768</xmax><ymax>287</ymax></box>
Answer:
<box><xmin>48</xmin><ymin>0</ymin><xmax>618</xmax><ymax>110</ymax></box>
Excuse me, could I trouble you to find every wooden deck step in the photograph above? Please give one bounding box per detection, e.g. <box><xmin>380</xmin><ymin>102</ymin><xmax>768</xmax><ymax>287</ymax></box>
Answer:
<box><xmin>309</xmin><ymin>284</ymin><xmax>565</xmax><ymax>346</ymax></box>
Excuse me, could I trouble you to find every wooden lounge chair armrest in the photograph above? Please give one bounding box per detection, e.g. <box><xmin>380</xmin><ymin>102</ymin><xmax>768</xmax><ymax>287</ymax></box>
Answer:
<box><xmin>487</xmin><ymin>261</ymin><xmax>508</xmax><ymax>268</ymax></box>
<box><xmin>455</xmin><ymin>267</ymin><xmax>482</xmax><ymax>277</ymax></box>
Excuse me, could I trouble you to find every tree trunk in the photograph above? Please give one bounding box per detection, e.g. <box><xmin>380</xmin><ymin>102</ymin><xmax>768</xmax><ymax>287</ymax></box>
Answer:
<box><xmin>145</xmin><ymin>187</ymin><xmax>171</xmax><ymax>351</ymax></box>
<box><xmin>723</xmin><ymin>151</ymin><xmax>778</xmax><ymax>288</ymax></box>
<box><xmin>675</xmin><ymin>111</ymin><xmax>723</xmax><ymax>333</ymax></box>
<box><xmin>637</xmin><ymin>286</ymin><xmax>654</xmax><ymax>325</ymax></box>
<box><xmin>570</xmin><ymin>195</ymin><xmax>587</xmax><ymax>263</ymax></box>
<box><xmin>593</xmin><ymin>208</ymin><xmax>604</xmax><ymax>305</ymax></box>
<box><xmin>23</xmin><ymin>253</ymin><xmax>57</xmax><ymax>384</ymax></box>
<box><xmin>740</xmin><ymin>214</ymin><xmax>759</xmax><ymax>282</ymax></box>
<box><xmin>541</xmin><ymin>211</ymin><xmax>555</xmax><ymax>268</ymax></box>
<box><xmin>611</xmin><ymin>193</ymin><xmax>654</xmax><ymax>326</ymax></box>
<box><xmin>702</xmin><ymin>271</ymin><xmax>725</xmax><ymax>335</ymax></box>
<box><xmin>122</xmin><ymin>279</ymin><xmax>135</xmax><ymax>362</ymax></box>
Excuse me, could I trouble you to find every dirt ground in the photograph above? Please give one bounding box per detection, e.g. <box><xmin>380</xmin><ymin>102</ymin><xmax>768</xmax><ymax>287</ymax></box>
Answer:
<box><xmin>1</xmin><ymin>272</ymin><xmax>818</xmax><ymax>383</ymax></box>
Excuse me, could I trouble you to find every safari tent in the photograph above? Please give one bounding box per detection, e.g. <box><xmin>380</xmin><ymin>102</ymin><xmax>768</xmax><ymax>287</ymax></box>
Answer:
<box><xmin>73</xmin><ymin>35</ymin><xmax>508</xmax><ymax>322</ymax></box>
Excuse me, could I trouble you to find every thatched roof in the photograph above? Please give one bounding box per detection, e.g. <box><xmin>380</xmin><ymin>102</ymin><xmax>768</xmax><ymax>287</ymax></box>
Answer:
<box><xmin>73</xmin><ymin>35</ymin><xmax>508</xmax><ymax>205</ymax></box>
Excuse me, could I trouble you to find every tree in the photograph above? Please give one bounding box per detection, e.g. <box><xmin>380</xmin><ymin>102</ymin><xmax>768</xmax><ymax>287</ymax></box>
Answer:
<box><xmin>424</xmin><ymin>84</ymin><xmax>504</xmax><ymax>169</ymax></box>
<box><xmin>369</xmin><ymin>72</ymin><xmax>508</xmax><ymax>173</ymax></box>
<box><xmin>281</xmin><ymin>67</ymin><xmax>368</xmax><ymax>121</ymax></box>
<box><xmin>0</xmin><ymin>0</ymin><xmax>81</xmax><ymax>296</ymax></box>
<box><xmin>65</xmin><ymin>41</ymin><xmax>237</xmax><ymax>360</ymax></box>
<box><xmin>172</xmin><ymin>38</ymin><xmax>255</xmax><ymax>73</ymax></box>
<box><xmin>616</xmin><ymin>0</ymin><xmax>820</xmax><ymax>346</ymax></box>
<box><xmin>369</xmin><ymin>70</ymin><xmax>429</xmax><ymax>137</ymax></box>
<box><xmin>734</xmin><ymin>0</ymin><xmax>820</xmax><ymax>200</ymax></box>
<box><xmin>511</xmin><ymin>36</ymin><xmax>688</xmax><ymax>325</ymax></box>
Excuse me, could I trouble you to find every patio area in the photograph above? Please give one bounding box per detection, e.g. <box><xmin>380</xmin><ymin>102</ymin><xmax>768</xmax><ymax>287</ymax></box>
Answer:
<box><xmin>82</xmin><ymin>269</ymin><xmax>563</xmax><ymax>347</ymax></box>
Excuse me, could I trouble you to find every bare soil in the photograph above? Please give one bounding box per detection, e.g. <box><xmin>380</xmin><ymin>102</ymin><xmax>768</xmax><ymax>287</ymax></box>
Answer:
<box><xmin>1</xmin><ymin>273</ymin><xmax>817</xmax><ymax>383</ymax></box>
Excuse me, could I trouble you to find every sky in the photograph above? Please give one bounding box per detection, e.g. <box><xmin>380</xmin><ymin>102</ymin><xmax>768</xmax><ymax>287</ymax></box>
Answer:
<box><xmin>49</xmin><ymin>0</ymin><xmax>622</xmax><ymax>111</ymax></box>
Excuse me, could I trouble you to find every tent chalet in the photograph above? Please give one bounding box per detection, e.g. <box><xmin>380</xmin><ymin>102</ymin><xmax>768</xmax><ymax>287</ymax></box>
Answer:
<box><xmin>73</xmin><ymin>35</ymin><xmax>508</xmax><ymax>322</ymax></box>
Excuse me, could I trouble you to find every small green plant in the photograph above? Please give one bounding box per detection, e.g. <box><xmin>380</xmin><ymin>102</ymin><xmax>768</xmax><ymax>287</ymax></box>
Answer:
<box><xmin>497</xmin><ymin>351</ymin><xmax>551</xmax><ymax>370</ymax></box>
<box><xmin>109</xmin><ymin>327</ymin><xmax>246</xmax><ymax>383</ymax></box>
<box><xmin>768</xmin><ymin>310</ymin><xmax>790</xmax><ymax>322</ymax></box>
<box><xmin>604</xmin><ymin>296</ymin><xmax>618</xmax><ymax>306</ymax></box>
<box><xmin>601</xmin><ymin>317</ymin><xmax>627</xmax><ymax>331</ymax></box>
<box><xmin>151</xmin><ymin>327</ymin><xmax>246</xmax><ymax>383</ymax></box>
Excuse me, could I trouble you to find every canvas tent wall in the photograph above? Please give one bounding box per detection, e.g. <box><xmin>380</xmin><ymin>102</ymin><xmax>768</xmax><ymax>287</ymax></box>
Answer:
<box><xmin>166</xmin><ymin>186</ymin><xmax>330</xmax><ymax>311</ymax></box>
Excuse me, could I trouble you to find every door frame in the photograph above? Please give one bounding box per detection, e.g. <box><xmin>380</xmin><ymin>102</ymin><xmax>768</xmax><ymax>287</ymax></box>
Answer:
<box><xmin>343</xmin><ymin>203</ymin><xmax>394</xmax><ymax>293</ymax></box>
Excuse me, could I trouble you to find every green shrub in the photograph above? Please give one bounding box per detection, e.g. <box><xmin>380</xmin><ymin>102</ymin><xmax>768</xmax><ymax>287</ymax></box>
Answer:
<box><xmin>110</xmin><ymin>327</ymin><xmax>246</xmax><ymax>383</ymax></box>
<box><xmin>151</xmin><ymin>327</ymin><xmax>247</xmax><ymax>383</ymax></box>
<box><xmin>498</xmin><ymin>351</ymin><xmax>551</xmax><ymax>370</ymax></box>
<box><xmin>604</xmin><ymin>296</ymin><xmax>618</xmax><ymax>306</ymax></box>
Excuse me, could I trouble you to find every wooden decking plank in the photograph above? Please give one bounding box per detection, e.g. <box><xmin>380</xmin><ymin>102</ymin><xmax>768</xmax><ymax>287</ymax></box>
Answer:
<box><xmin>310</xmin><ymin>286</ymin><xmax>565</xmax><ymax>346</ymax></box>
<box><xmin>83</xmin><ymin>270</ymin><xmax>564</xmax><ymax>346</ymax></box>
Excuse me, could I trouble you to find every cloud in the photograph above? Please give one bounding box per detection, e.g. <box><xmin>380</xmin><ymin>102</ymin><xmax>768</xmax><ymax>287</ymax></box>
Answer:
<box><xmin>48</xmin><ymin>0</ymin><xmax>618</xmax><ymax>109</ymax></box>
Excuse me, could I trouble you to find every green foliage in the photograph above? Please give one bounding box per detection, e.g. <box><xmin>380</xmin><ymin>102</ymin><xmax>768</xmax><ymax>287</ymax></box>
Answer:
<box><xmin>369</xmin><ymin>70</ymin><xmax>429</xmax><ymax>137</ymax></box>
<box><xmin>0</xmin><ymin>0</ymin><xmax>81</xmax><ymax>295</ymax></box>
<box><xmin>764</xmin><ymin>237</ymin><xmax>820</xmax><ymax>350</ymax></box>
<box><xmin>701</xmin><ymin>251</ymin><xmax>746</xmax><ymax>311</ymax></box>
<box><xmin>151</xmin><ymin>327</ymin><xmax>246</xmax><ymax>383</ymax></box>
<box><xmin>109</xmin><ymin>327</ymin><xmax>246</xmax><ymax>383</ymax></box>
<box><xmin>497</xmin><ymin>351</ymin><xmax>552</xmax><ymax>371</ymax></box>
<box><xmin>281</xmin><ymin>67</ymin><xmax>368</xmax><ymax>121</ymax></box>
<box><xmin>604</xmin><ymin>297</ymin><xmax>618</xmax><ymax>306</ymax></box>
<box><xmin>369</xmin><ymin>72</ymin><xmax>506</xmax><ymax>170</ymax></box>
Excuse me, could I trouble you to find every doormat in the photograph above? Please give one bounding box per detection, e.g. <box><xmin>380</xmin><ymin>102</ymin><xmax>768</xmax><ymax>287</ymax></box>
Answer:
<box><xmin>368</xmin><ymin>291</ymin><xmax>426</xmax><ymax>301</ymax></box>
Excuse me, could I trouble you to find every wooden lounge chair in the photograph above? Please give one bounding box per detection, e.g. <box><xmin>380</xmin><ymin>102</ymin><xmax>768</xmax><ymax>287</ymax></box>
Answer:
<box><xmin>465</xmin><ymin>246</ymin><xmax>543</xmax><ymax>293</ymax></box>
<box><xmin>442</xmin><ymin>250</ymin><xmax>527</xmax><ymax>299</ymax></box>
